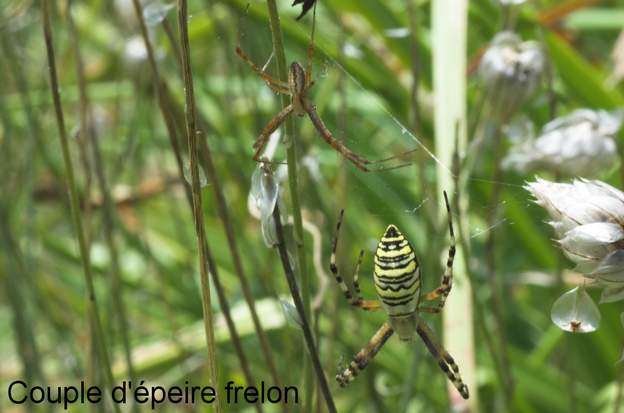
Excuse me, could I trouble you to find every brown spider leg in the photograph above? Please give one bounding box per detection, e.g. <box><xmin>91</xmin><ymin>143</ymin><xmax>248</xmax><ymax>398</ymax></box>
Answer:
<box><xmin>336</xmin><ymin>321</ymin><xmax>394</xmax><ymax>387</ymax></box>
<box><xmin>252</xmin><ymin>104</ymin><xmax>294</xmax><ymax>161</ymax></box>
<box><xmin>235</xmin><ymin>47</ymin><xmax>290</xmax><ymax>94</ymax></box>
<box><xmin>330</xmin><ymin>209</ymin><xmax>382</xmax><ymax>311</ymax></box>
<box><xmin>304</xmin><ymin>103</ymin><xmax>418</xmax><ymax>172</ymax></box>
<box><xmin>352</xmin><ymin>249</ymin><xmax>365</xmax><ymax>302</ymax></box>
<box><xmin>352</xmin><ymin>148</ymin><xmax>421</xmax><ymax>172</ymax></box>
<box><xmin>305</xmin><ymin>104</ymin><xmax>375</xmax><ymax>172</ymax></box>
<box><xmin>364</xmin><ymin>148</ymin><xmax>421</xmax><ymax>166</ymax></box>
<box><xmin>415</xmin><ymin>319</ymin><xmax>469</xmax><ymax>399</ymax></box>
<box><xmin>422</xmin><ymin>191</ymin><xmax>456</xmax><ymax>311</ymax></box>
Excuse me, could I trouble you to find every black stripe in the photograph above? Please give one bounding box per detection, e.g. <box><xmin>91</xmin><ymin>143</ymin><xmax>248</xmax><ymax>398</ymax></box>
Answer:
<box><xmin>388</xmin><ymin>311</ymin><xmax>415</xmax><ymax>317</ymax></box>
<box><xmin>375</xmin><ymin>271</ymin><xmax>418</xmax><ymax>284</ymax></box>
<box><xmin>382</xmin><ymin>297</ymin><xmax>415</xmax><ymax>307</ymax></box>
<box><xmin>416</xmin><ymin>325</ymin><xmax>439</xmax><ymax>357</ymax></box>
<box><xmin>378</xmin><ymin>241</ymin><xmax>408</xmax><ymax>251</ymax></box>
<box><xmin>375</xmin><ymin>278</ymin><xmax>419</xmax><ymax>292</ymax></box>
<box><xmin>380</xmin><ymin>292</ymin><xmax>415</xmax><ymax>302</ymax></box>
<box><xmin>376</xmin><ymin>252</ymin><xmax>415</xmax><ymax>262</ymax></box>
<box><xmin>375</xmin><ymin>258</ymin><xmax>416</xmax><ymax>271</ymax></box>
<box><xmin>438</xmin><ymin>361</ymin><xmax>450</xmax><ymax>373</ymax></box>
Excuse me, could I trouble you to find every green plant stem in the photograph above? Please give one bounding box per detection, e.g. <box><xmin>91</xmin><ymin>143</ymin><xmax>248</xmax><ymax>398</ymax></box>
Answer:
<box><xmin>452</xmin><ymin>138</ymin><xmax>510</xmax><ymax>400</ymax></box>
<box><xmin>264</xmin><ymin>0</ymin><xmax>313</xmax><ymax>409</ymax></box>
<box><xmin>272</xmin><ymin>203</ymin><xmax>337</xmax><ymax>413</ymax></box>
<box><xmin>176</xmin><ymin>2</ymin><xmax>221</xmax><ymax>411</ymax></box>
<box><xmin>66</xmin><ymin>4</ymin><xmax>137</xmax><ymax>402</ymax></box>
<box><xmin>156</xmin><ymin>5</ymin><xmax>284</xmax><ymax>395</ymax></box>
<box><xmin>432</xmin><ymin>0</ymin><xmax>477</xmax><ymax>408</ymax></box>
<box><xmin>457</xmin><ymin>211</ymin><xmax>509</xmax><ymax>409</ymax></box>
<box><xmin>41</xmin><ymin>3</ymin><xmax>119</xmax><ymax>413</ymax></box>
<box><xmin>485</xmin><ymin>125</ymin><xmax>514</xmax><ymax>405</ymax></box>
<box><xmin>132</xmin><ymin>2</ymin><xmax>277</xmax><ymax>401</ymax></box>
<box><xmin>406</xmin><ymin>0</ymin><xmax>421</xmax><ymax>133</ymax></box>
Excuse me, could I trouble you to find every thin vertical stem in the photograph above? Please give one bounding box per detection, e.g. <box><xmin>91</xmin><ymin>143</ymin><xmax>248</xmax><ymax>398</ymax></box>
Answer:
<box><xmin>66</xmin><ymin>3</ymin><xmax>138</xmax><ymax>404</ymax></box>
<box><xmin>41</xmin><ymin>4</ymin><xmax>119</xmax><ymax>413</ymax></box>
<box><xmin>176</xmin><ymin>2</ymin><xmax>221</xmax><ymax>411</ymax></box>
<box><xmin>131</xmin><ymin>4</ymin><xmax>265</xmax><ymax>405</ymax></box>
<box><xmin>272</xmin><ymin>202</ymin><xmax>337</xmax><ymax>413</ymax></box>
<box><xmin>264</xmin><ymin>1</ymin><xmax>313</xmax><ymax>409</ymax></box>
<box><xmin>157</xmin><ymin>3</ymin><xmax>284</xmax><ymax>393</ymax></box>
<box><xmin>432</xmin><ymin>0</ymin><xmax>477</xmax><ymax>408</ymax></box>
<box><xmin>485</xmin><ymin>125</ymin><xmax>514</xmax><ymax>406</ymax></box>
<box><xmin>264</xmin><ymin>0</ymin><xmax>309</xmax><ymax>317</ymax></box>
<box><xmin>406</xmin><ymin>0</ymin><xmax>421</xmax><ymax>133</ymax></box>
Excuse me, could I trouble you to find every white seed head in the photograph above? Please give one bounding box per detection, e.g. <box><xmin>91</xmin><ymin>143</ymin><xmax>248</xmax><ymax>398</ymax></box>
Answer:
<box><xmin>479</xmin><ymin>32</ymin><xmax>545</xmax><ymax>121</ymax></box>
<box><xmin>503</xmin><ymin>109</ymin><xmax>621</xmax><ymax>177</ymax></box>
<box><xmin>527</xmin><ymin>178</ymin><xmax>624</xmax><ymax>299</ymax></box>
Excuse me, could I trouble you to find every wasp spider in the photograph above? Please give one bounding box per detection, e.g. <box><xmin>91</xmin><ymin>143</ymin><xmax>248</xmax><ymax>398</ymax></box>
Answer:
<box><xmin>330</xmin><ymin>191</ymin><xmax>469</xmax><ymax>399</ymax></box>
<box><xmin>235</xmin><ymin>40</ymin><xmax>416</xmax><ymax>172</ymax></box>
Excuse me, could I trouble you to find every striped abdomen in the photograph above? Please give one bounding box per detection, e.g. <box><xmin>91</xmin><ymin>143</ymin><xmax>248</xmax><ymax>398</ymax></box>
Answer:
<box><xmin>373</xmin><ymin>225</ymin><xmax>420</xmax><ymax>318</ymax></box>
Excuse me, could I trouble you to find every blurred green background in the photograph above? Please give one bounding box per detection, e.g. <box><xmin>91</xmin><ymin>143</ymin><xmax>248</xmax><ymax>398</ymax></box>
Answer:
<box><xmin>1</xmin><ymin>0</ymin><xmax>624</xmax><ymax>412</ymax></box>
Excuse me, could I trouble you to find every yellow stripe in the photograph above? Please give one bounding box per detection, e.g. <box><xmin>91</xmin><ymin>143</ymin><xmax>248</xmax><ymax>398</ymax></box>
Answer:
<box><xmin>376</xmin><ymin>245</ymin><xmax>413</xmax><ymax>258</ymax></box>
<box><xmin>375</xmin><ymin>261</ymin><xmax>417</xmax><ymax>277</ymax></box>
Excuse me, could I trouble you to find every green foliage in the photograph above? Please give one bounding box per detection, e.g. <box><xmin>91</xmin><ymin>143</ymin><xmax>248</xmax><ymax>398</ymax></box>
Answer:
<box><xmin>1</xmin><ymin>0</ymin><xmax>624</xmax><ymax>412</ymax></box>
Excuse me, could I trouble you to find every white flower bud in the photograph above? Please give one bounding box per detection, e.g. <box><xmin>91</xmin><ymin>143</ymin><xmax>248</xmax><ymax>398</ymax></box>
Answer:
<box><xmin>479</xmin><ymin>32</ymin><xmax>545</xmax><ymax>121</ymax></box>
<box><xmin>551</xmin><ymin>286</ymin><xmax>600</xmax><ymax>333</ymax></box>
<box><xmin>527</xmin><ymin>178</ymin><xmax>624</xmax><ymax>304</ymax></box>
<box><xmin>504</xmin><ymin>109</ymin><xmax>621</xmax><ymax>177</ymax></box>
<box><xmin>559</xmin><ymin>223</ymin><xmax>624</xmax><ymax>263</ymax></box>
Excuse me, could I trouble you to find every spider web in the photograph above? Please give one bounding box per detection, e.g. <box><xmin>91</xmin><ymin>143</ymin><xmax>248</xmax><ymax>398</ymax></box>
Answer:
<box><xmin>235</xmin><ymin>3</ymin><xmax>542</xmax><ymax>256</ymax></box>
<box><xmin>307</xmin><ymin>29</ymin><xmax>523</xmax><ymax>239</ymax></box>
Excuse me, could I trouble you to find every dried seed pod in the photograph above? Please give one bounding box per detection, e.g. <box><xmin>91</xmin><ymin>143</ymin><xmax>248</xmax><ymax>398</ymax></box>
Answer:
<box><xmin>479</xmin><ymin>31</ymin><xmax>545</xmax><ymax>122</ymax></box>
<box><xmin>527</xmin><ymin>178</ymin><xmax>624</xmax><ymax>306</ymax></box>
<box><xmin>504</xmin><ymin>109</ymin><xmax>621</xmax><ymax>177</ymax></box>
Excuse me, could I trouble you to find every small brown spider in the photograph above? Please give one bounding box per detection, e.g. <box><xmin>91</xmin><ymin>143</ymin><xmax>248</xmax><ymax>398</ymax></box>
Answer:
<box><xmin>236</xmin><ymin>43</ymin><xmax>415</xmax><ymax>172</ymax></box>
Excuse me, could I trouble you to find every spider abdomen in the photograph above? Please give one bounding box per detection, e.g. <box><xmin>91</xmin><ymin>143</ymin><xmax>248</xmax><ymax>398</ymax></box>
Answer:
<box><xmin>373</xmin><ymin>225</ymin><xmax>421</xmax><ymax>320</ymax></box>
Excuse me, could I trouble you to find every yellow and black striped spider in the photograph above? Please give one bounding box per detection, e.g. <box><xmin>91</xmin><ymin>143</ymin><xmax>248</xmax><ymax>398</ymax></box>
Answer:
<box><xmin>330</xmin><ymin>191</ymin><xmax>469</xmax><ymax>399</ymax></box>
<box><xmin>235</xmin><ymin>42</ymin><xmax>415</xmax><ymax>172</ymax></box>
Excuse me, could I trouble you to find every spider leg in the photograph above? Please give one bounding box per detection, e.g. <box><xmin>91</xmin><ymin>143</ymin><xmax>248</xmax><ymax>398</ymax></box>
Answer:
<box><xmin>236</xmin><ymin>47</ymin><xmax>290</xmax><ymax>94</ymax></box>
<box><xmin>422</xmin><ymin>191</ymin><xmax>456</xmax><ymax>311</ymax></box>
<box><xmin>330</xmin><ymin>209</ymin><xmax>382</xmax><ymax>311</ymax></box>
<box><xmin>363</xmin><ymin>148</ymin><xmax>420</xmax><ymax>165</ymax></box>
<box><xmin>305</xmin><ymin>104</ymin><xmax>374</xmax><ymax>172</ymax></box>
<box><xmin>363</xmin><ymin>148</ymin><xmax>420</xmax><ymax>172</ymax></box>
<box><xmin>336</xmin><ymin>321</ymin><xmax>394</xmax><ymax>387</ymax></box>
<box><xmin>252</xmin><ymin>104</ymin><xmax>294</xmax><ymax>161</ymax></box>
<box><xmin>415</xmin><ymin>319</ymin><xmax>469</xmax><ymax>399</ymax></box>
<box><xmin>305</xmin><ymin>103</ymin><xmax>417</xmax><ymax>172</ymax></box>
